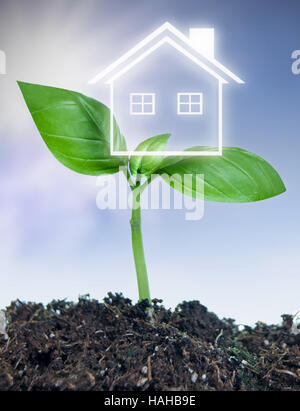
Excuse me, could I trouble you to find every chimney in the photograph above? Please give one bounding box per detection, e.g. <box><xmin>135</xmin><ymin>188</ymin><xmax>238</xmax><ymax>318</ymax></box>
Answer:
<box><xmin>189</xmin><ymin>28</ymin><xmax>214</xmax><ymax>59</ymax></box>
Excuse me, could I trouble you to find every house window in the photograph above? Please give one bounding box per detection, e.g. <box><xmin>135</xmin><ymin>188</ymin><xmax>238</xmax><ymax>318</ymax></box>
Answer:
<box><xmin>130</xmin><ymin>93</ymin><xmax>155</xmax><ymax>115</ymax></box>
<box><xmin>177</xmin><ymin>93</ymin><xmax>203</xmax><ymax>115</ymax></box>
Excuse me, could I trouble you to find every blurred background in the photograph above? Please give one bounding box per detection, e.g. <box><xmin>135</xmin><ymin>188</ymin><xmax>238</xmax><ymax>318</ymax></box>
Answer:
<box><xmin>0</xmin><ymin>0</ymin><xmax>299</xmax><ymax>325</ymax></box>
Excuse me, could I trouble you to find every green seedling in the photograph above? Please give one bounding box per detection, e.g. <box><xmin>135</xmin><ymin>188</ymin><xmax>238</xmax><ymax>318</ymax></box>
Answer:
<box><xmin>18</xmin><ymin>82</ymin><xmax>286</xmax><ymax>304</ymax></box>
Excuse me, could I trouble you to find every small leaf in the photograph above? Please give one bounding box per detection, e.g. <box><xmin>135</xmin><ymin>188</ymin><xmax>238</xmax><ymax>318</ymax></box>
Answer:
<box><xmin>18</xmin><ymin>81</ymin><xmax>127</xmax><ymax>176</ymax></box>
<box><xmin>130</xmin><ymin>134</ymin><xmax>171</xmax><ymax>177</ymax></box>
<box><xmin>157</xmin><ymin>146</ymin><xmax>286</xmax><ymax>203</ymax></box>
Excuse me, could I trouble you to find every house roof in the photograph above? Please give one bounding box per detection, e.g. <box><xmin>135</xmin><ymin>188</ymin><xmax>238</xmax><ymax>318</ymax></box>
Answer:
<box><xmin>88</xmin><ymin>22</ymin><xmax>244</xmax><ymax>85</ymax></box>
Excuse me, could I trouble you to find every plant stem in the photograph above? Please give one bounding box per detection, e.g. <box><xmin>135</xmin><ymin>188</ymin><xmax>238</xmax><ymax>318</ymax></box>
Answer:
<box><xmin>130</xmin><ymin>182</ymin><xmax>151</xmax><ymax>303</ymax></box>
<box><xmin>122</xmin><ymin>167</ymin><xmax>135</xmax><ymax>189</ymax></box>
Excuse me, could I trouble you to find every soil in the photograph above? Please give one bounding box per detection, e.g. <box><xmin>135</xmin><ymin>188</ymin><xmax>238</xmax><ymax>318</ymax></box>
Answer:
<box><xmin>0</xmin><ymin>293</ymin><xmax>299</xmax><ymax>391</ymax></box>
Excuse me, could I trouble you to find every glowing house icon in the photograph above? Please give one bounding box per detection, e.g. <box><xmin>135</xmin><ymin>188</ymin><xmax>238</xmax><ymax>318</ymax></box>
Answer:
<box><xmin>89</xmin><ymin>22</ymin><xmax>244</xmax><ymax>157</ymax></box>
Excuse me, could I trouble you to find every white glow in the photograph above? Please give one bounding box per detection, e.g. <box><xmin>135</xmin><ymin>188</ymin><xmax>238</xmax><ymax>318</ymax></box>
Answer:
<box><xmin>89</xmin><ymin>21</ymin><xmax>244</xmax><ymax>85</ymax></box>
<box><xmin>90</xmin><ymin>21</ymin><xmax>243</xmax><ymax>156</ymax></box>
<box><xmin>88</xmin><ymin>22</ymin><xmax>172</xmax><ymax>84</ymax></box>
<box><xmin>106</xmin><ymin>36</ymin><xmax>227</xmax><ymax>84</ymax></box>
<box><xmin>218</xmin><ymin>80</ymin><xmax>223</xmax><ymax>154</ymax></box>
<box><xmin>111</xmin><ymin>151</ymin><xmax>222</xmax><ymax>157</ymax></box>
<box><xmin>189</xmin><ymin>28</ymin><xmax>214</xmax><ymax>59</ymax></box>
<box><xmin>110</xmin><ymin>78</ymin><xmax>224</xmax><ymax>157</ymax></box>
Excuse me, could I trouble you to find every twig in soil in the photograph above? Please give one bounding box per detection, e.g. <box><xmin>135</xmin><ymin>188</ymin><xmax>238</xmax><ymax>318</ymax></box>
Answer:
<box><xmin>215</xmin><ymin>329</ymin><xmax>223</xmax><ymax>346</ymax></box>
<box><xmin>274</xmin><ymin>369</ymin><xmax>299</xmax><ymax>379</ymax></box>
<box><xmin>211</xmin><ymin>360</ymin><xmax>222</xmax><ymax>387</ymax></box>
<box><xmin>231</xmin><ymin>370</ymin><xmax>236</xmax><ymax>385</ymax></box>
<box><xmin>98</xmin><ymin>344</ymin><xmax>112</xmax><ymax>364</ymax></box>
<box><xmin>147</xmin><ymin>355</ymin><xmax>152</xmax><ymax>381</ymax></box>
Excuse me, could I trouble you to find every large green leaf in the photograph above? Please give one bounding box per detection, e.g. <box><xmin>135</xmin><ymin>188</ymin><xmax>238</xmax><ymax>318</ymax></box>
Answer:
<box><xmin>18</xmin><ymin>82</ymin><xmax>127</xmax><ymax>176</ymax></box>
<box><xmin>157</xmin><ymin>147</ymin><xmax>286</xmax><ymax>203</ymax></box>
<box><xmin>130</xmin><ymin>134</ymin><xmax>171</xmax><ymax>177</ymax></box>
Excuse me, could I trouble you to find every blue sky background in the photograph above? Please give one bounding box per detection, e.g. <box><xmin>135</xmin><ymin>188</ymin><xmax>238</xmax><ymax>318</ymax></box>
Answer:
<box><xmin>0</xmin><ymin>0</ymin><xmax>299</xmax><ymax>325</ymax></box>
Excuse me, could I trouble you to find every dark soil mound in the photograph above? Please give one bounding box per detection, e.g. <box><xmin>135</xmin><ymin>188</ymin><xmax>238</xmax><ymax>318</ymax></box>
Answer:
<box><xmin>0</xmin><ymin>294</ymin><xmax>299</xmax><ymax>391</ymax></box>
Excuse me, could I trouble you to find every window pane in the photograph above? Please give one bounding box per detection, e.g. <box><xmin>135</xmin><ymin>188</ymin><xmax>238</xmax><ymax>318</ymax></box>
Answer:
<box><xmin>191</xmin><ymin>104</ymin><xmax>201</xmax><ymax>113</ymax></box>
<box><xmin>144</xmin><ymin>104</ymin><xmax>153</xmax><ymax>113</ymax></box>
<box><xmin>179</xmin><ymin>94</ymin><xmax>189</xmax><ymax>103</ymax></box>
<box><xmin>132</xmin><ymin>104</ymin><xmax>142</xmax><ymax>113</ymax></box>
<box><xmin>180</xmin><ymin>104</ymin><xmax>190</xmax><ymax>113</ymax></box>
<box><xmin>132</xmin><ymin>95</ymin><xmax>142</xmax><ymax>103</ymax></box>
<box><xmin>191</xmin><ymin>94</ymin><xmax>201</xmax><ymax>103</ymax></box>
<box><xmin>143</xmin><ymin>95</ymin><xmax>153</xmax><ymax>103</ymax></box>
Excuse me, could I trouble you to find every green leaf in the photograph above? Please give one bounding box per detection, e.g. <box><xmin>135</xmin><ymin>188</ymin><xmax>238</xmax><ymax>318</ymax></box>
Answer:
<box><xmin>157</xmin><ymin>146</ymin><xmax>286</xmax><ymax>203</ymax></box>
<box><xmin>18</xmin><ymin>81</ymin><xmax>127</xmax><ymax>176</ymax></box>
<box><xmin>130</xmin><ymin>134</ymin><xmax>171</xmax><ymax>177</ymax></box>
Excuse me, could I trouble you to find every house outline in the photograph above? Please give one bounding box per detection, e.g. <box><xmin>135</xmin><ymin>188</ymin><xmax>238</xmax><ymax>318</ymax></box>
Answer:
<box><xmin>89</xmin><ymin>22</ymin><xmax>244</xmax><ymax>157</ymax></box>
